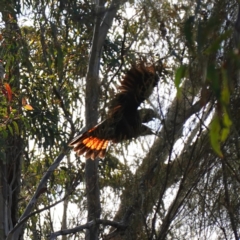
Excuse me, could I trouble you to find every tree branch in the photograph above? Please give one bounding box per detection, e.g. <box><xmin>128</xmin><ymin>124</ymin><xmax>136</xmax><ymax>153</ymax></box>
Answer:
<box><xmin>48</xmin><ymin>218</ymin><xmax>128</xmax><ymax>239</ymax></box>
<box><xmin>6</xmin><ymin>151</ymin><xmax>68</xmax><ymax>239</ymax></box>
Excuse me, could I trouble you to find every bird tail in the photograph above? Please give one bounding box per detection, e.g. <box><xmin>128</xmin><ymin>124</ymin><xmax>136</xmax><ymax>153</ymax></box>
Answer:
<box><xmin>69</xmin><ymin>124</ymin><xmax>109</xmax><ymax>160</ymax></box>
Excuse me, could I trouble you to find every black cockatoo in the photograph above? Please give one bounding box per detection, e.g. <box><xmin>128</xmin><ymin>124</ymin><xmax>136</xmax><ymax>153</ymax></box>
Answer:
<box><xmin>69</xmin><ymin>62</ymin><xmax>162</xmax><ymax>159</ymax></box>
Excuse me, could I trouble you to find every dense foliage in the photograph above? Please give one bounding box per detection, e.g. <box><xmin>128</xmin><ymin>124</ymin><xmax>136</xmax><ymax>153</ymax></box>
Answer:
<box><xmin>1</xmin><ymin>0</ymin><xmax>240</xmax><ymax>239</ymax></box>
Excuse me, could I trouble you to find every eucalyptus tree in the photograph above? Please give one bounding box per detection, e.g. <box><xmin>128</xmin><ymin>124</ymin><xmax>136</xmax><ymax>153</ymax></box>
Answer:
<box><xmin>0</xmin><ymin>0</ymin><xmax>240</xmax><ymax>240</ymax></box>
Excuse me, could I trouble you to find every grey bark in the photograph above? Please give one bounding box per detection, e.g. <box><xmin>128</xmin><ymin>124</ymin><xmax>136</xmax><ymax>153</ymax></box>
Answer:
<box><xmin>84</xmin><ymin>0</ymin><xmax>124</xmax><ymax>239</ymax></box>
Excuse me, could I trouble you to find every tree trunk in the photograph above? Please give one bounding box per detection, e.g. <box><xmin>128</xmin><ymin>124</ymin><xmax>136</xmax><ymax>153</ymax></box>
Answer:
<box><xmin>84</xmin><ymin>1</ymin><xmax>122</xmax><ymax>239</ymax></box>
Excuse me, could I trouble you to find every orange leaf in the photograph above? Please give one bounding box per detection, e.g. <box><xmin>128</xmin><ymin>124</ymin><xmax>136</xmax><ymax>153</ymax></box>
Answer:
<box><xmin>22</xmin><ymin>97</ymin><xmax>27</xmax><ymax>106</ymax></box>
<box><xmin>4</xmin><ymin>83</ymin><xmax>12</xmax><ymax>102</ymax></box>
<box><xmin>23</xmin><ymin>104</ymin><xmax>33</xmax><ymax>110</ymax></box>
<box><xmin>8</xmin><ymin>14</ymin><xmax>13</xmax><ymax>20</ymax></box>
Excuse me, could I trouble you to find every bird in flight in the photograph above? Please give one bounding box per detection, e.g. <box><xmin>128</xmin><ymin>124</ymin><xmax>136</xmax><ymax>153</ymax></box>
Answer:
<box><xmin>69</xmin><ymin>61</ymin><xmax>162</xmax><ymax>160</ymax></box>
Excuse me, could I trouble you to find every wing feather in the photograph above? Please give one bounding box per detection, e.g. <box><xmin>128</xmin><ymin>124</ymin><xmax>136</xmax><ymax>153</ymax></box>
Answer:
<box><xmin>69</xmin><ymin>121</ymin><xmax>110</xmax><ymax>160</ymax></box>
<box><xmin>110</xmin><ymin>62</ymin><xmax>160</xmax><ymax>113</ymax></box>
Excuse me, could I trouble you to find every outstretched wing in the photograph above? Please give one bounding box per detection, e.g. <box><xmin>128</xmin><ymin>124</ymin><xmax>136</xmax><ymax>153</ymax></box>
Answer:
<box><xmin>109</xmin><ymin>62</ymin><xmax>160</xmax><ymax>114</ymax></box>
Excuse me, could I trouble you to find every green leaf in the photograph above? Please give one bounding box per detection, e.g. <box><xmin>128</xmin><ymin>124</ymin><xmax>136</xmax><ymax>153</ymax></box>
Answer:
<box><xmin>175</xmin><ymin>65</ymin><xmax>187</xmax><ymax>97</ymax></box>
<box><xmin>12</xmin><ymin>121</ymin><xmax>19</xmax><ymax>135</ymax></box>
<box><xmin>7</xmin><ymin>125</ymin><xmax>13</xmax><ymax>135</ymax></box>
<box><xmin>221</xmin><ymin>108</ymin><xmax>232</xmax><ymax>142</ymax></box>
<box><xmin>209</xmin><ymin>117</ymin><xmax>223</xmax><ymax>157</ymax></box>
<box><xmin>1</xmin><ymin>126</ymin><xmax>8</xmax><ymax>138</ymax></box>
